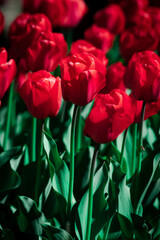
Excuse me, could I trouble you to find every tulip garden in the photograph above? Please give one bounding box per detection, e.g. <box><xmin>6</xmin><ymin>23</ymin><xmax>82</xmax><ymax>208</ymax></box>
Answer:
<box><xmin>0</xmin><ymin>0</ymin><xmax>160</xmax><ymax>239</ymax></box>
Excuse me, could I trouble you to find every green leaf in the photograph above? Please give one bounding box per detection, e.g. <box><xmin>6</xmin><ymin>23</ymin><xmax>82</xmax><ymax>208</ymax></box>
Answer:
<box><xmin>106</xmin><ymin>36</ymin><xmax>121</xmax><ymax>65</ymax></box>
<box><xmin>151</xmin><ymin>213</ymin><xmax>160</xmax><ymax>239</ymax></box>
<box><xmin>16</xmin><ymin>196</ymin><xmax>45</xmax><ymax>235</ymax></box>
<box><xmin>143</xmin><ymin>179</ymin><xmax>160</xmax><ymax>208</ymax></box>
<box><xmin>42</xmin><ymin>186</ymin><xmax>66</xmax><ymax>220</ymax></box>
<box><xmin>131</xmin><ymin>214</ymin><xmax>151</xmax><ymax>240</ymax></box>
<box><xmin>75</xmin><ymin>163</ymin><xmax>108</xmax><ymax>240</ymax></box>
<box><xmin>44</xmin><ymin>130</ymin><xmax>70</xmax><ymax>212</ymax></box>
<box><xmin>131</xmin><ymin>153</ymin><xmax>160</xmax><ymax>212</ymax></box>
<box><xmin>0</xmin><ymin>162</ymin><xmax>21</xmax><ymax>193</ymax></box>
<box><xmin>43</xmin><ymin>130</ymin><xmax>63</xmax><ymax>171</ymax></box>
<box><xmin>117</xmin><ymin>213</ymin><xmax>133</xmax><ymax>239</ymax></box>
<box><xmin>0</xmin><ymin>146</ymin><xmax>22</xmax><ymax>167</ymax></box>
<box><xmin>1</xmin><ymin>229</ymin><xmax>16</xmax><ymax>240</ymax></box>
<box><xmin>118</xmin><ymin>177</ymin><xmax>133</xmax><ymax>221</ymax></box>
<box><xmin>74</xmin><ymin>147</ymin><xmax>94</xmax><ymax>199</ymax></box>
<box><xmin>43</xmin><ymin>224</ymin><xmax>73</xmax><ymax>240</ymax></box>
<box><xmin>18</xmin><ymin>160</ymin><xmax>49</xmax><ymax>200</ymax></box>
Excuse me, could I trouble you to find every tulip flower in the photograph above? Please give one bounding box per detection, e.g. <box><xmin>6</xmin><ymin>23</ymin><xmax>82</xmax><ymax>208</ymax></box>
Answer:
<box><xmin>94</xmin><ymin>4</ymin><xmax>126</xmax><ymax>35</ymax></box>
<box><xmin>84</xmin><ymin>89</ymin><xmax>136</xmax><ymax>143</ymax></box>
<box><xmin>17</xmin><ymin>70</ymin><xmax>62</xmax><ymax>119</ymax></box>
<box><xmin>38</xmin><ymin>0</ymin><xmax>88</xmax><ymax>28</ymax></box>
<box><xmin>9</xmin><ymin>13</ymin><xmax>52</xmax><ymax>60</ymax></box>
<box><xmin>104</xmin><ymin>62</ymin><xmax>126</xmax><ymax>93</ymax></box>
<box><xmin>131</xmin><ymin>94</ymin><xmax>160</xmax><ymax>123</ymax></box>
<box><xmin>26</xmin><ymin>31</ymin><xmax>68</xmax><ymax>72</ymax></box>
<box><xmin>70</xmin><ymin>39</ymin><xmax>108</xmax><ymax>67</ymax></box>
<box><xmin>84</xmin><ymin>24</ymin><xmax>114</xmax><ymax>54</ymax></box>
<box><xmin>0</xmin><ymin>48</ymin><xmax>17</xmax><ymax>100</ymax></box>
<box><xmin>119</xmin><ymin>24</ymin><xmax>158</xmax><ymax>62</ymax></box>
<box><xmin>60</xmin><ymin>52</ymin><xmax>107</xmax><ymax>106</ymax></box>
<box><xmin>124</xmin><ymin>50</ymin><xmax>160</xmax><ymax>102</ymax></box>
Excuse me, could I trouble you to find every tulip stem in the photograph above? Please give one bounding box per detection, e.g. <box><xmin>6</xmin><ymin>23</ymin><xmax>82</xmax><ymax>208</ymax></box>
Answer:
<box><xmin>67</xmin><ymin>104</ymin><xmax>79</xmax><ymax>216</ymax></box>
<box><xmin>60</xmin><ymin>100</ymin><xmax>67</xmax><ymax>123</ymax></box>
<box><xmin>120</xmin><ymin>128</ymin><xmax>128</xmax><ymax>170</ymax></box>
<box><xmin>85</xmin><ymin>143</ymin><xmax>99</xmax><ymax>240</ymax></box>
<box><xmin>137</xmin><ymin>101</ymin><xmax>146</xmax><ymax>173</ymax></box>
<box><xmin>75</xmin><ymin>106</ymin><xmax>82</xmax><ymax>153</ymax></box>
<box><xmin>132</xmin><ymin>123</ymin><xmax>137</xmax><ymax>176</ymax></box>
<box><xmin>31</xmin><ymin>117</ymin><xmax>37</xmax><ymax>162</ymax></box>
<box><xmin>35</xmin><ymin>119</ymin><xmax>44</xmax><ymax>206</ymax></box>
<box><xmin>3</xmin><ymin>81</ymin><xmax>14</xmax><ymax>150</ymax></box>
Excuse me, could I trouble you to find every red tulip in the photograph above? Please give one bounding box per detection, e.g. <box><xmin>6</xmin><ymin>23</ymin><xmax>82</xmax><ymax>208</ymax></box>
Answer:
<box><xmin>26</xmin><ymin>31</ymin><xmax>68</xmax><ymax>72</ymax></box>
<box><xmin>70</xmin><ymin>39</ymin><xmax>108</xmax><ymax>67</ymax></box>
<box><xmin>60</xmin><ymin>52</ymin><xmax>107</xmax><ymax>106</ymax></box>
<box><xmin>108</xmin><ymin>0</ymin><xmax>149</xmax><ymax>22</ymax></box>
<box><xmin>9</xmin><ymin>13</ymin><xmax>52</xmax><ymax>60</ymax></box>
<box><xmin>127</xmin><ymin>9</ymin><xmax>151</xmax><ymax>30</ymax></box>
<box><xmin>83</xmin><ymin>89</ymin><xmax>136</xmax><ymax>143</ymax></box>
<box><xmin>124</xmin><ymin>51</ymin><xmax>160</xmax><ymax>102</ymax></box>
<box><xmin>119</xmin><ymin>24</ymin><xmax>158</xmax><ymax>62</ymax></box>
<box><xmin>130</xmin><ymin>94</ymin><xmax>160</xmax><ymax>123</ymax></box>
<box><xmin>105</xmin><ymin>62</ymin><xmax>126</xmax><ymax>93</ymax></box>
<box><xmin>84</xmin><ymin>24</ymin><xmax>114</xmax><ymax>54</ymax></box>
<box><xmin>39</xmin><ymin>0</ymin><xmax>88</xmax><ymax>28</ymax></box>
<box><xmin>23</xmin><ymin>0</ymin><xmax>42</xmax><ymax>13</ymax></box>
<box><xmin>94</xmin><ymin>4</ymin><xmax>126</xmax><ymax>35</ymax></box>
<box><xmin>0</xmin><ymin>11</ymin><xmax>4</xmax><ymax>34</ymax></box>
<box><xmin>0</xmin><ymin>48</ymin><xmax>17</xmax><ymax>99</ymax></box>
<box><xmin>109</xmin><ymin>0</ymin><xmax>149</xmax><ymax>12</ymax></box>
<box><xmin>17</xmin><ymin>70</ymin><xmax>62</xmax><ymax>119</ymax></box>
<box><xmin>148</xmin><ymin>7</ymin><xmax>160</xmax><ymax>38</ymax></box>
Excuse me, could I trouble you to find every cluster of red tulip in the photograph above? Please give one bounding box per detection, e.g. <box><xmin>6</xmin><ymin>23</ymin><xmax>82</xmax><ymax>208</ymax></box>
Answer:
<box><xmin>0</xmin><ymin>0</ymin><xmax>159</xmax><ymax>142</ymax></box>
<box><xmin>0</xmin><ymin>0</ymin><xmax>160</xmax><ymax>239</ymax></box>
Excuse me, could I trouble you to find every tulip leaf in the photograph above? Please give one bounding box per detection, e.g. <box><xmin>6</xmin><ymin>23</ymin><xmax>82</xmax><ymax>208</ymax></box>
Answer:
<box><xmin>0</xmin><ymin>146</ymin><xmax>22</xmax><ymax>167</ymax></box>
<box><xmin>18</xmin><ymin>159</ymin><xmax>49</xmax><ymax>200</ymax></box>
<box><xmin>16</xmin><ymin>196</ymin><xmax>45</xmax><ymax>235</ymax></box>
<box><xmin>0</xmin><ymin>229</ymin><xmax>16</xmax><ymax>240</ymax></box>
<box><xmin>117</xmin><ymin>213</ymin><xmax>133</xmax><ymax>239</ymax></box>
<box><xmin>74</xmin><ymin>146</ymin><xmax>94</xmax><ymax>199</ymax></box>
<box><xmin>151</xmin><ymin>213</ymin><xmax>160</xmax><ymax>239</ymax></box>
<box><xmin>107</xmin><ymin>36</ymin><xmax>121</xmax><ymax>65</ymax></box>
<box><xmin>42</xmin><ymin>224</ymin><xmax>73</xmax><ymax>240</ymax></box>
<box><xmin>118</xmin><ymin>177</ymin><xmax>133</xmax><ymax>221</ymax></box>
<box><xmin>143</xmin><ymin>178</ymin><xmax>160</xmax><ymax>208</ymax></box>
<box><xmin>43</xmin><ymin>130</ymin><xmax>70</xmax><ymax>205</ymax></box>
<box><xmin>75</xmin><ymin>163</ymin><xmax>108</xmax><ymax>240</ymax></box>
<box><xmin>131</xmin><ymin>152</ymin><xmax>160</xmax><ymax>212</ymax></box>
<box><xmin>0</xmin><ymin>162</ymin><xmax>21</xmax><ymax>193</ymax></box>
<box><xmin>43</xmin><ymin>129</ymin><xmax>63</xmax><ymax>171</ymax></box>
<box><xmin>42</xmin><ymin>186</ymin><xmax>66</xmax><ymax>220</ymax></box>
<box><xmin>131</xmin><ymin>214</ymin><xmax>151</xmax><ymax>240</ymax></box>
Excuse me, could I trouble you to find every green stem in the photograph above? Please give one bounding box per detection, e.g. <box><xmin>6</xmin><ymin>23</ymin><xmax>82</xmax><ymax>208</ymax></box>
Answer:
<box><xmin>66</xmin><ymin>29</ymin><xmax>72</xmax><ymax>52</ymax></box>
<box><xmin>103</xmin><ymin>214</ymin><xmax>114</xmax><ymax>240</ymax></box>
<box><xmin>131</xmin><ymin>123</ymin><xmax>137</xmax><ymax>176</ymax></box>
<box><xmin>85</xmin><ymin>143</ymin><xmax>99</xmax><ymax>240</ymax></box>
<box><xmin>75</xmin><ymin>106</ymin><xmax>82</xmax><ymax>153</ymax></box>
<box><xmin>60</xmin><ymin>100</ymin><xmax>67</xmax><ymax>123</ymax></box>
<box><xmin>31</xmin><ymin>117</ymin><xmax>37</xmax><ymax>162</ymax></box>
<box><xmin>137</xmin><ymin>101</ymin><xmax>146</xmax><ymax>173</ymax></box>
<box><xmin>35</xmin><ymin>119</ymin><xmax>44</xmax><ymax>206</ymax></box>
<box><xmin>120</xmin><ymin>128</ymin><xmax>128</xmax><ymax>168</ymax></box>
<box><xmin>67</xmin><ymin>104</ymin><xmax>79</xmax><ymax>216</ymax></box>
<box><xmin>3</xmin><ymin>82</ymin><xmax>14</xmax><ymax>150</ymax></box>
<box><xmin>62</xmin><ymin>28</ymin><xmax>73</xmax><ymax>53</ymax></box>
